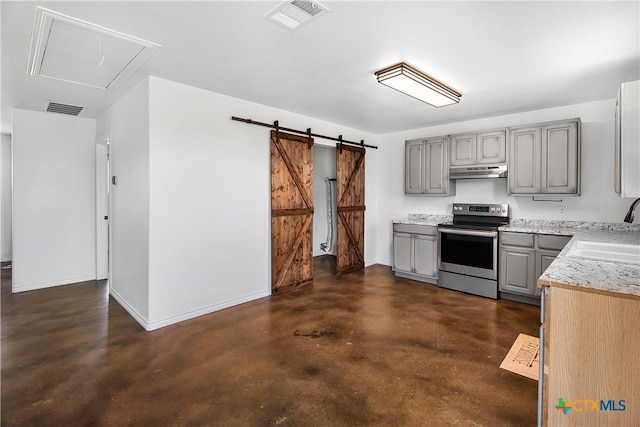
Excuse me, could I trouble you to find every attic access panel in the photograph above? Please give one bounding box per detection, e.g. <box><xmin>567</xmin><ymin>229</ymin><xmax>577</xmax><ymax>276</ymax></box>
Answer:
<box><xmin>27</xmin><ymin>7</ymin><xmax>160</xmax><ymax>90</ymax></box>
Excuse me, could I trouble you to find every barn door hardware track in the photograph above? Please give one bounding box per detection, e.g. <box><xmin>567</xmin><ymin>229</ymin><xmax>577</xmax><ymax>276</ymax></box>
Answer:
<box><xmin>231</xmin><ymin>116</ymin><xmax>378</xmax><ymax>150</ymax></box>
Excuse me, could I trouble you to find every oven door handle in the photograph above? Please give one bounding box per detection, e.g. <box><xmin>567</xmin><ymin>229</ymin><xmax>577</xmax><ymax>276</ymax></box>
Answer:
<box><xmin>438</xmin><ymin>228</ymin><xmax>497</xmax><ymax>238</ymax></box>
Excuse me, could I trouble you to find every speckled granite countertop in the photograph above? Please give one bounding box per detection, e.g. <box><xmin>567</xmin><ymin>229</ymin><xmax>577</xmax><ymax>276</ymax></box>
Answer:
<box><xmin>500</xmin><ymin>219</ymin><xmax>640</xmax><ymax>235</ymax></box>
<box><xmin>393</xmin><ymin>216</ymin><xmax>640</xmax><ymax>298</ymax></box>
<box><xmin>393</xmin><ymin>213</ymin><xmax>452</xmax><ymax>227</ymax></box>
<box><xmin>392</xmin><ymin>216</ymin><xmax>639</xmax><ymax>297</ymax></box>
<box><xmin>501</xmin><ymin>219</ymin><xmax>640</xmax><ymax>299</ymax></box>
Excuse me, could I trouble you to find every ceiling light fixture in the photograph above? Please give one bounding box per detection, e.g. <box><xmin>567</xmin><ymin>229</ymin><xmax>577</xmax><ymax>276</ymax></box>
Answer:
<box><xmin>374</xmin><ymin>62</ymin><xmax>461</xmax><ymax>107</ymax></box>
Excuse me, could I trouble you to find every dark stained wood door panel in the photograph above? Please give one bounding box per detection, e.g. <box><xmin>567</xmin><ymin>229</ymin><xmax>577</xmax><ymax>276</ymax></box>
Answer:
<box><xmin>270</xmin><ymin>131</ymin><xmax>314</xmax><ymax>293</ymax></box>
<box><xmin>336</xmin><ymin>144</ymin><xmax>365</xmax><ymax>275</ymax></box>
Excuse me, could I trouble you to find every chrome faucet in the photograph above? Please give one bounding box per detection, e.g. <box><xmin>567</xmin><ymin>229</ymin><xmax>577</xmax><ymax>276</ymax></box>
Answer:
<box><xmin>623</xmin><ymin>198</ymin><xmax>640</xmax><ymax>223</ymax></box>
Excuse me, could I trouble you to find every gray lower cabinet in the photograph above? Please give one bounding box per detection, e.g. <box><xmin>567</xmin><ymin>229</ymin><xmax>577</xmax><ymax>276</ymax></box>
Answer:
<box><xmin>405</xmin><ymin>137</ymin><xmax>453</xmax><ymax>195</ymax></box>
<box><xmin>499</xmin><ymin>231</ymin><xmax>571</xmax><ymax>301</ymax></box>
<box><xmin>535</xmin><ymin>250</ymin><xmax>560</xmax><ymax>296</ymax></box>
<box><xmin>392</xmin><ymin>223</ymin><xmax>438</xmax><ymax>284</ymax></box>
<box><xmin>499</xmin><ymin>232</ymin><xmax>536</xmax><ymax>295</ymax></box>
<box><xmin>508</xmin><ymin>119</ymin><xmax>580</xmax><ymax>195</ymax></box>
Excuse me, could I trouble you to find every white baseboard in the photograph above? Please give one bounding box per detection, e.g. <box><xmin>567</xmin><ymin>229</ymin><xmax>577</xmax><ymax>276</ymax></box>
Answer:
<box><xmin>12</xmin><ymin>274</ymin><xmax>96</xmax><ymax>293</ymax></box>
<box><xmin>109</xmin><ymin>288</ymin><xmax>149</xmax><ymax>330</ymax></box>
<box><xmin>364</xmin><ymin>259</ymin><xmax>392</xmax><ymax>267</ymax></box>
<box><xmin>110</xmin><ymin>289</ymin><xmax>272</xmax><ymax>332</ymax></box>
<box><xmin>109</xmin><ymin>261</ymin><xmax>399</xmax><ymax>332</ymax></box>
<box><xmin>145</xmin><ymin>290</ymin><xmax>271</xmax><ymax>331</ymax></box>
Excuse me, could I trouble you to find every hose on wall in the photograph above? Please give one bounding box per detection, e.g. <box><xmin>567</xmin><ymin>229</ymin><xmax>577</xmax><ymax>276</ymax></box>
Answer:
<box><xmin>320</xmin><ymin>177</ymin><xmax>336</xmax><ymax>253</ymax></box>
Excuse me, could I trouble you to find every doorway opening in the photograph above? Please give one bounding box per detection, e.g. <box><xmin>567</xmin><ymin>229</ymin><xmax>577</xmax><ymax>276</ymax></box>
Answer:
<box><xmin>269</xmin><ymin>130</ymin><xmax>366</xmax><ymax>294</ymax></box>
<box><xmin>313</xmin><ymin>145</ymin><xmax>337</xmax><ymax>278</ymax></box>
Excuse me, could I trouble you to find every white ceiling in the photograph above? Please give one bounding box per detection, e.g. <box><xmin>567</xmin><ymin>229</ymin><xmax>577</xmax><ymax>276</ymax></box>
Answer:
<box><xmin>2</xmin><ymin>1</ymin><xmax>639</xmax><ymax>135</ymax></box>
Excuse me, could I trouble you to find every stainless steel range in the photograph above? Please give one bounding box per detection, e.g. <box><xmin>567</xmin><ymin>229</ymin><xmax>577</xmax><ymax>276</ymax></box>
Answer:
<box><xmin>438</xmin><ymin>203</ymin><xmax>510</xmax><ymax>299</ymax></box>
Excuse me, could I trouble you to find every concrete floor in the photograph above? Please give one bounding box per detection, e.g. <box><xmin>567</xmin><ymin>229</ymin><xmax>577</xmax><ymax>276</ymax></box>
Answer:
<box><xmin>1</xmin><ymin>257</ymin><xmax>540</xmax><ymax>426</ymax></box>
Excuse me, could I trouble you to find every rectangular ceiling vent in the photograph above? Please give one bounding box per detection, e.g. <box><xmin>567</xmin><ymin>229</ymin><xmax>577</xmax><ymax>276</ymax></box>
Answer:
<box><xmin>46</xmin><ymin>102</ymin><xmax>84</xmax><ymax>116</ymax></box>
<box><xmin>265</xmin><ymin>0</ymin><xmax>329</xmax><ymax>31</ymax></box>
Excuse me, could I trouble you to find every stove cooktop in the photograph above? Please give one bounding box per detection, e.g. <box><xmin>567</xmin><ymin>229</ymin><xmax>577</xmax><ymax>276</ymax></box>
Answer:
<box><xmin>442</xmin><ymin>203</ymin><xmax>511</xmax><ymax>229</ymax></box>
<box><xmin>451</xmin><ymin>203</ymin><xmax>509</xmax><ymax>217</ymax></box>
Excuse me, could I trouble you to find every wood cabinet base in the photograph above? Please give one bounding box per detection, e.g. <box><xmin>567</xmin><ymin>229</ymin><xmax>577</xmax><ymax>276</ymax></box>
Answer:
<box><xmin>543</xmin><ymin>287</ymin><xmax>639</xmax><ymax>426</ymax></box>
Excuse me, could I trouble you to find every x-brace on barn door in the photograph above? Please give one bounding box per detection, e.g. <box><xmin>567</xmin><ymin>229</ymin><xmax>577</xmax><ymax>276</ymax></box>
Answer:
<box><xmin>336</xmin><ymin>144</ymin><xmax>365</xmax><ymax>275</ymax></box>
<box><xmin>270</xmin><ymin>130</ymin><xmax>314</xmax><ymax>294</ymax></box>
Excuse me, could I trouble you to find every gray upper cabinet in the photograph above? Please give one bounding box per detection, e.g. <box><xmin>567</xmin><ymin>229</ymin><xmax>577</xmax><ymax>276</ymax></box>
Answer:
<box><xmin>509</xmin><ymin>126</ymin><xmax>541</xmax><ymax>193</ymax></box>
<box><xmin>614</xmin><ymin>80</ymin><xmax>640</xmax><ymax>197</ymax></box>
<box><xmin>405</xmin><ymin>137</ymin><xmax>452</xmax><ymax>195</ymax></box>
<box><xmin>508</xmin><ymin>119</ymin><xmax>580</xmax><ymax>195</ymax></box>
<box><xmin>450</xmin><ymin>133</ymin><xmax>476</xmax><ymax>166</ymax></box>
<box><xmin>405</xmin><ymin>140</ymin><xmax>425</xmax><ymax>193</ymax></box>
<box><xmin>477</xmin><ymin>130</ymin><xmax>507</xmax><ymax>164</ymax></box>
<box><xmin>542</xmin><ymin>121</ymin><xmax>579</xmax><ymax>194</ymax></box>
<box><xmin>450</xmin><ymin>129</ymin><xmax>506</xmax><ymax>167</ymax></box>
<box><xmin>425</xmin><ymin>137</ymin><xmax>449</xmax><ymax>194</ymax></box>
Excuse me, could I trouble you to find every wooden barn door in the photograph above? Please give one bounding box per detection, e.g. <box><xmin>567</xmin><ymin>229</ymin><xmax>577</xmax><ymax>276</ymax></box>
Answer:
<box><xmin>271</xmin><ymin>131</ymin><xmax>314</xmax><ymax>294</ymax></box>
<box><xmin>336</xmin><ymin>144</ymin><xmax>365</xmax><ymax>275</ymax></box>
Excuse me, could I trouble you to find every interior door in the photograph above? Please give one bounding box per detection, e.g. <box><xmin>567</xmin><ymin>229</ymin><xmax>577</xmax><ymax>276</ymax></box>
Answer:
<box><xmin>336</xmin><ymin>144</ymin><xmax>365</xmax><ymax>275</ymax></box>
<box><xmin>95</xmin><ymin>143</ymin><xmax>109</xmax><ymax>280</ymax></box>
<box><xmin>270</xmin><ymin>130</ymin><xmax>314</xmax><ymax>294</ymax></box>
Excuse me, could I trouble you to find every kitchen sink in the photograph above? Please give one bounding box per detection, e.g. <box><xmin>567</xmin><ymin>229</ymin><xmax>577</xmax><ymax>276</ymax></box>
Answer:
<box><xmin>566</xmin><ymin>241</ymin><xmax>640</xmax><ymax>265</ymax></box>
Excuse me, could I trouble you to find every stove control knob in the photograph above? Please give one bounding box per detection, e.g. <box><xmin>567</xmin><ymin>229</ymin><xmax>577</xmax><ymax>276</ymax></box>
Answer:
<box><xmin>490</xmin><ymin>207</ymin><xmax>496</xmax><ymax>212</ymax></box>
<box><xmin>502</xmin><ymin>208</ymin><xmax>507</xmax><ymax>213</ymax></box>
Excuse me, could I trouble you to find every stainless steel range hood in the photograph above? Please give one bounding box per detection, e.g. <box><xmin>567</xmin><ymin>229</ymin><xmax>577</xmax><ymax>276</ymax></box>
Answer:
<box><xmin>449</xmin><ymin>165</ymin><xmax>508</xmax><ymax>179</ymax></box>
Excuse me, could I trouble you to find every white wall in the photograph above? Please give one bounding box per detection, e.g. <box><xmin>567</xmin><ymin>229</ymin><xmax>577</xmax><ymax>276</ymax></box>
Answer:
<box><xmin>312</xmin><ymin>145</ymin><xmax>337</xmax><ymax>257</ymax></box>
<box><xmin>1</xmin><ymin>133</ymin><xmax>12</xmax><ymax>262</ymax></box>
<box><xmin>376</xmin><ymin>99</ymin><xmax>634</xmax><ymax>265</ymax></box>
<box><xmin>97</xmin><ymin>78</ymin><xmax>151</xmax><ymax>324</ymax></box>
<box><xmin>12</xmin><ymin>109</ymin><xmax>96</xmax><ymax>291</ymax></box>
<box><xmin>98</xmin><ymin>76</ymin><xmax>378</xmax><ymax>330</ymax></box>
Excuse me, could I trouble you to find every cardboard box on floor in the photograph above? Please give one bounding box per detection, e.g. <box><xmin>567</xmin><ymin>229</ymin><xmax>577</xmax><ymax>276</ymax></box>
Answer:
<box><xmin>500</xmin><ymin>333</ymin><xmax>539</xmax><ymax>381</ymax></box>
